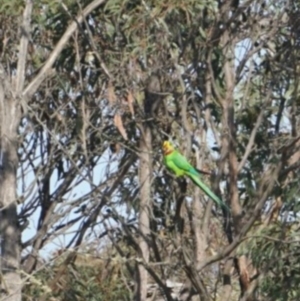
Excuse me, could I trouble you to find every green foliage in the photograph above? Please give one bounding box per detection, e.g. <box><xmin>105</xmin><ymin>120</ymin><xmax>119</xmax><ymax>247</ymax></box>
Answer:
<box><xmin>23</xmin><ymin>260</ymin><xmax>130</xmax><ymax>301</ymax></box>
<box><xmin>61</xmin><ymin>266</ymin><xmax>130</xmax><ymax>301</ymax></box>
<box><xmin>0</xmin><ymin>0</ymin><xmax>24</xmax><ymax>15</ymax></box>
<box><xmin>237</xmin><ymin>221</ymin><xmax>300</xmax><ymax>301</ymax></box>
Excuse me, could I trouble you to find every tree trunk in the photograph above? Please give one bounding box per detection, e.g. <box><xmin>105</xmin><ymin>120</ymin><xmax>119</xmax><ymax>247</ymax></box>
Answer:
<box><xmin>0</xmin><ymin>71</ymin><xmax>22</xmax><ymax>301</ymax></box>
<box><xmin>135</xmin><ymin>126</ymin><xmax>152</xmax><ymax>301</ymax></box>
<box><xmin>221</xmin><ymin>29</ymin><xmax>252</xmax><ymax>298</ymax></box>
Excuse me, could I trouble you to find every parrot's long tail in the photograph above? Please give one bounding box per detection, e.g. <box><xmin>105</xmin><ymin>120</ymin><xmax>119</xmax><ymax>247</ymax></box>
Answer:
<box><xmin>188</xmin><ymin>172</ymin><xmax>230</xmax><ymax>211</ymax></box>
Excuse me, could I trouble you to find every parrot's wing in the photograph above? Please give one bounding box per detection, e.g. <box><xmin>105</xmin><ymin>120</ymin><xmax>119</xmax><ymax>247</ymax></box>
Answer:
<box><xmin>172</xmin><ymin>151</ymin><xmax>195</xmax><ymax>173</ymax></box>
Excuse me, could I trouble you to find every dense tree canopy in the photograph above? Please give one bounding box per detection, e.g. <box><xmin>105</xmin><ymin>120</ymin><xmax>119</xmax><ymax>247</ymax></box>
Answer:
<box><xmin>0</xmin><ymin>0</ymin><xmax>300</xmax><ymax>300</ymax></box>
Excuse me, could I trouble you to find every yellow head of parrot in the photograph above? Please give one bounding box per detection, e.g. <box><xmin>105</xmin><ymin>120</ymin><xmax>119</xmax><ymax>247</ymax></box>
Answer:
<box><xmin>162</xmin><ymin>141</ymin><xmax>174</xmax><ymax>155</ymax></box>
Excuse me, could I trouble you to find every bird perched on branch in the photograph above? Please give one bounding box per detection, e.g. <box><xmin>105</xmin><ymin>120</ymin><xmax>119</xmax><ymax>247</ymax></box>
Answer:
<box><xmin>162</xmin><ymin>140</ymin><xmax>229</xmax><ymax>211</ymax></box>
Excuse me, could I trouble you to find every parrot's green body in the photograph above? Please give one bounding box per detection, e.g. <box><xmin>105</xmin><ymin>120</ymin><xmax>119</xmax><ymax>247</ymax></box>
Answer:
<box><xmin>163</xmin><ymin>141</ymin><xmax>229</xmax><ymax>211</ymax></box>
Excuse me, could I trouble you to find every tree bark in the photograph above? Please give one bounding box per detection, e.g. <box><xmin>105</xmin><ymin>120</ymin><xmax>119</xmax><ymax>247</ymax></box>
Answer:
<box><xmin>0</xmin><ymin>70</ymin><xmax>22</xmax><ymax>301</ymax></box>
<box><xmin>221</xmin><ymin>29</ymin><xmax>253</xmax><ymax>298</ymax></box>
<box><xmin>135</xmin><ymin>126</ymin><xmax>152</xmax><ymax>301</ymax></box>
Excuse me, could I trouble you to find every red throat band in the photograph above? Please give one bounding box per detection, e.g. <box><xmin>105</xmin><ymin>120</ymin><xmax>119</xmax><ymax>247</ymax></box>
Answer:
<box><xmin>164</xmin><ymin>149</ymin><xmax>173</xmax><ymax>155</ymax></box>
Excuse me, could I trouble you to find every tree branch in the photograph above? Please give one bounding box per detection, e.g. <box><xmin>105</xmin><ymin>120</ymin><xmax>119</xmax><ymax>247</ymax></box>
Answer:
<box><xmin>15</xmin><ymin>0</ymin><xmax>33</xmax><ymax>94</ymax></box>
<box><xmin>238</xmin><ymin>110</ymin><xmax>264</xmax><ymax>172</ymax></box>
<box><xmin>22</xmin><ymin>0</ymin><xmax>107</xmax><ymax>98</ymax></box>
<box><xmin>196</xmin><ymin>163</ymin><xmax>282</xmax><ymax>272</ymax></box>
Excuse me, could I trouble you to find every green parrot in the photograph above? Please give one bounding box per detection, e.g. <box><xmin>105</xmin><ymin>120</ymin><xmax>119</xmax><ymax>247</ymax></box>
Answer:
<box><xmin>162</xmin><ymin>140</ymin><xmax>229</xmax><ymax>211</ymax></box>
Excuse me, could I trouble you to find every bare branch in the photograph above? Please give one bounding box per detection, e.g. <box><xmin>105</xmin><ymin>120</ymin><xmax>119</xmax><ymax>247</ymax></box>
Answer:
<box><xmin>238</xmin><ymin>110</ymin><xmax>264</xmax><ymax>172</ymax></box>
